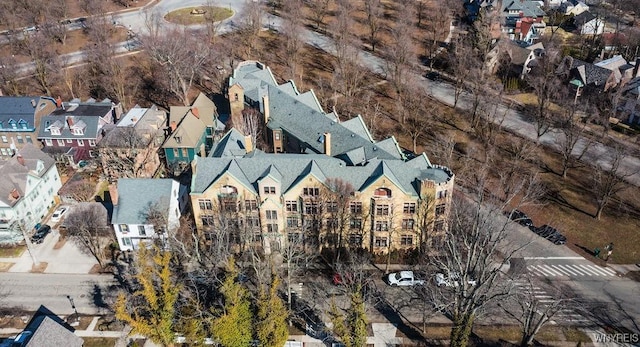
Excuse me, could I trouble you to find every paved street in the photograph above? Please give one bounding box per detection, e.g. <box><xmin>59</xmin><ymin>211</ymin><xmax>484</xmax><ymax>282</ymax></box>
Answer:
<box><xmin>0</xmin><ymin>273</ymin><xmax>118</xmax><ymax>315</ymax></box>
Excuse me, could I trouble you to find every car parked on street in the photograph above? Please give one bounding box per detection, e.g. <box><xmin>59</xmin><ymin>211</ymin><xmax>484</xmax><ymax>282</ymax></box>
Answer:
<box><xmin>507</xmin><ymin>209</ymin><xmax>533</xmax><ymax>227</ymax></box>
<box><xmin>531</xmin><ymin>225</ymin><xmax>566</xmax><ymax>245</ymax></box>
<box><xmin>50</xmin><ymin>207</ymin><xmax>67</xmax><ymax>223</ymax></box>
<box><xmin>386</xmin><ymin>271</ymin><xmax>424</xmax><ymax>286</ymax></box>
<box><xmin>30</xmin><ymin>224</ymin><xmax>51</xmax><ymax>244</ymax></box>
<box><xmin>435</xmin><ymin>272</ymin><xmax>477</xmax><ymax>287</ymax></box>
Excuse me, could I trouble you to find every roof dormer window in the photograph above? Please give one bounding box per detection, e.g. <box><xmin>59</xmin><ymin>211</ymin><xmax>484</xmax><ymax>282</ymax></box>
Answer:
<box><xmin>73</xmin><ymin>128</ymin><xmax>84</xmax><ymax>135</ymax></box>
<box><xmin>175</xmin><ymin>136</ymin><xmax>181</xmax><ymax>143</ymax></box>
<box><xmin>9</xmin><ymin>120</ymin><xmax>16</xmax><ymax>129</ymax></box>
<box><xmin>50</xmin><ymin>127</ymin><xmax>61</xmax><ymax>135</ymax></box>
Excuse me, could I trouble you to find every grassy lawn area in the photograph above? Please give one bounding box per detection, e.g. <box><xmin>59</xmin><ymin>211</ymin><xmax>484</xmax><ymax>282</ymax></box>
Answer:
<box><xmin>507</xmin><ymin>93</ymin><xmax>562</xmax><ymax>112</ymax></box>
<box><xmin>83</xmin><ymin>337</ymin><xmax>117</xmax><ymax>347</ymax></box>
<box><xmin>164</xmin><ymin>7</ymin><xmax>233</xmax><ymax>25</ymax></box>
<box><xmin>473</xmin><ymin>325</ymin><xmax>592</xmax><ymax>344</ymax></box>
<box><xmin>0</xmin><ymin>246</ymin><xmax>25</xmax><ymax>258</ymax></box>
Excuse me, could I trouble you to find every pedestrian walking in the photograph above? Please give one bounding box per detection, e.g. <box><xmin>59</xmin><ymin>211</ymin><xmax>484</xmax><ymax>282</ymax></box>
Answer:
<box><xmin>604</xmin><ymin>242</ymin><xmax>614</xmax><ymax>261</ymax></box>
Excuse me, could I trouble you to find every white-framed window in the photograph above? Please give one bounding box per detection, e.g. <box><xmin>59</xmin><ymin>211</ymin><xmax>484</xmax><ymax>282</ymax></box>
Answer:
<box><xmin>73</xmin><ymin>128</ymin><xmax>84</xmax><ymax>135</ymax></box>
<box><xmin>26</xmin><ymin>136</ymin><xmax>32</xmax><ymax>143</ymax></box>
<box><xmin>50</xmin><ymin>128</ymin><xmax>61</xmax><ymax>135</ymax></box>
<box><xmin>119</xmin><ymin>224</ymin><xmax>129</xmax><ymax>233</ymax></box>
<box><xmin>403</xmin><ymin>203</ymin><xmax>416</xmax><ymax>214</ymax></box>
<box><xmin>45</xmin><ymin>139</ymin><xmax>53</xmax><ymax>146</ymax></box>
<box><xmin>89</xmin><ymin>139</ymin><xmax>96</xmax><ymax>146</ymax></box>
<box><xmin>122</xmin><ymin>237</ymin><xmax>132</xmax><ymax>246</ymax></box>
<box><xmin>57</xmin><ymin>139</ymin><xmax>64</xmax><ymax>146</ymax></box>
<box><xmin>138</xmin><ymin>225</ymin><xmax>146</xmax><ymax>236</ymax></box>
<box><xmin>77</xmin><ymin>139</ymin><xmax>84</xmax><ymax>146</ymax></box>
<box><xmin>16</xmin><ymin>135</ymin><xmax>23</xmax><ymax>144</ymax></box>
<box><xmin>1</xmin><ymin>136</ymin><xmax>6</xmax><ymax>143</ymax></box>
<box><xmin>0</xmin><ymin>148</ymin><xmax>7</xmax><ymax>156</ymax></box>
<box><xmin>66</xmin><ymin>139</ymin><xmax>72</xmax><ymax>143</ymax></box>
<box><xmin>400</xmin><ymin>235</ymin><xmax>414</xmax><ymax>246</ymax></box>
<box><xmin>374</xmin><ymin>237</ymin><xmax>388</xmax><ymax>247</ymax></box>
<box><xmin>198</xmin><ymin>199</ymin><xmax>213</xmax><ymax>210</ymax></box>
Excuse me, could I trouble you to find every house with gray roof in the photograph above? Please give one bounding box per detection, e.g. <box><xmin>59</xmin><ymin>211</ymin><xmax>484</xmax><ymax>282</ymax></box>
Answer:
<box><xmin>227</xmin><ymin>61</ymin><xmax>403</xmax><ymax>161</ymax></box>
<box><xmin>557</xmin><ymin>56</ymin><xmax>622</xmax><ymax>95</ymax></box>
<box><xmin>37</xmin><ymin>98</ymin><xmax>121</xmax><ymax>164</ymax></box>
<box><xmin>0</xmin><ymin>144</ymin><xmax>61</xmax><ymax>244</ymax></box>
<box><xmin>0</xmin><ymin>96</ymin><xmax>57</xmax><ymax>159</ymax></box>
<box><xmin>111</xmin><ymin>178</ymin><xmax>188</xmax><ymax>251</ymax></box>
<box><xmin>501</xmin><ymin>0</ymin><xmax>546</xmax><ymax>40</ymax></box>
<box><xmin>6</xmin><ymin>305</ymin><xmax>83</xmax><ymax>347</ymax></box>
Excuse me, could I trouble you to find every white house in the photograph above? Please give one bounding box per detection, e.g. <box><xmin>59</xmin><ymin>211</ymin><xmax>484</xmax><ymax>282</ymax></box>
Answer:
<box><xmin>562</xmin><ymin>0</ymin><xmax>589</xmax><ymax>15</ymax></box>
<box><xmin>111</xmin><ymin>178</ymin><xmax>188</xmax><ymax>251</ymax></box>
<box><xmin>574</xmin><ymin>11</ymin><xmax>604</xmax><ymax>35</ymax></box>
<box><xmin>0</xmin><ymin>144</ymin><xmax>61</xmax><ymax>244</ymax></box>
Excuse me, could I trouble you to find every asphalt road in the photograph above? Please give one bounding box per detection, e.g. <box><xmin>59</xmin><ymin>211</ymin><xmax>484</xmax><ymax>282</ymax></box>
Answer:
<box><xmin>0</xmin><ymin>273</ymin><xmax>119</xmax><ymax>315</ymax></box>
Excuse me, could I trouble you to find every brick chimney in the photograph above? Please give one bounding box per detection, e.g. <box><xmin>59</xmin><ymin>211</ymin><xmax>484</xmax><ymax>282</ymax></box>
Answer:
<box><xmin>56</xmin><ymin>96</ymin><xmax>63</xmax><ymax>108</ymax></box>
<box><xmin>324</xmin><ymin>132</ymin><xmax>331</xmax><ymax>156</ymax></box>
<box><xmin>262</xmin><ymin>95</ymin><xmax>270</xmax><ymax>124</ymax></box>
<box><xmin>170</xmin><ymin>121</ymin><xmax>177</xmax><ymax>132</ymax></box>
<box><xmin>109</xmin><ymin>184</ymin><xmax>118</xmax><ymax>206</ymax></box>
<box><xmin>191</xmin><ymin>107</ymin><xmax>200</xmax><ymax>119</ymax></box>
<box><xmin>244</xmin><ymin>135</ymin><xmax>253</xmax><ymax>152</ymax></box>
<box><xmin>16</xmin><ymin>154</ymin><xmax>25</xmax><ymax>166</ymax></box>
<box><xmin>66</xmin><ymin>116</ymin><xmax>74</xmax><ymax>127</ymax></box>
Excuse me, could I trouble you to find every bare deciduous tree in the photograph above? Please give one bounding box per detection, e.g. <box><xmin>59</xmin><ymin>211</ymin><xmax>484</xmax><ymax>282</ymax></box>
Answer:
<box><xmin>306</xmin><ymin>0</ymin><xmax>333</xmax><ymax>31</ymax></box>
<box><xmin>99</xmin><ymin>127</ymin><xmax>160</xmax><ymax>181</ymax></box>
<box><xmin>386</xmin><ymin>3</ymin><xmax>416</xmax><ymax>94</ymax></box>
<box><xmin>65</xmin><ymin>203</ymin><xmax>113</xmax><ymax>269</ymax></box>
<box><xmin>555</xmin><ymin>102</ymin><xmax>593</xmax><ymax>179</ymax></box>
<box><xmin>63</xmin><ymin>180</ymin><xmax>97</xmax><ymax>202</ymax></box>
<box><xmin>429</xmin><ymin>164</ymin><xmax>541</xmax><ymax>347</ymax></box>
<box><xmin>21</xmin><ymin>32</ymin><xmax>60</xmax><ymax>95</ymax></box>
<box><xmin>281</xmin><ymin>0</ymin><xmax>305</xmax><ymax>82</ymax></box>
<box><xmin>141</xmin><ymin>24</ymin><xmax>212</xmax><ymax>106</ymax></box>
<box><xmin>330</xmin><ymin>0</ymin><xmax>365</xmax><ymax>102</ymax></box>
<box><xmin>363</xmin><ymin>0</ymin><xmax>384</xmax><ymax>52</ymax></box>
<box><xmin>423</xmin><ymin>1</ymin><xmax>450</xmax><ymax>69</ymax></box>
<box><xmin>526</xmin><ymin>48</ymin><xmax>564</xmax><ymax>143</ymax></box>
<box><xmin>591</xmin><ymin>145</ymin><xmax>630</xmax><ymax>220</ymax></box>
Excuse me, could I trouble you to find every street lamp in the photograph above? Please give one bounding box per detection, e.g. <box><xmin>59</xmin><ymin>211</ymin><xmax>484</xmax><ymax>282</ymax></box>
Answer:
<box><xmin>66</xmin><ymin>295</ymin><xmax>79</xmax><ymax>324</ymax></box>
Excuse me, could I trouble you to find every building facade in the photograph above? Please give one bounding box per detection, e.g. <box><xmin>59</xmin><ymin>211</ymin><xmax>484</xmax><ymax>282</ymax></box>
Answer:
<box><xmin>191</xmin><ymin>154</ymin><xmax>454</xmax><ymax>254</ymax></box>
<box><xmin>0</xmin><ymin>96</ymin><xmax>57</xmax><ymax>159</ymax></box>
<box><xmin>0</xmin><ymin>144</ymin><xmax>61</xmax><ymax>243</ymax></box>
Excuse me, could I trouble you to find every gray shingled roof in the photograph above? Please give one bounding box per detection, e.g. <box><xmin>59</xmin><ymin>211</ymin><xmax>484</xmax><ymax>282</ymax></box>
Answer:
<box><xmin>0</xmin><ymin>143</ymin><xmax>56</xmax><ymax>206</ymax></box>
<box><xmin>230</xmin><ymin>61</ymin><xmax>403</xmax><ymax>161</ymax></box>
<box><xmin>38</xmin><ymin>102</ymin><xmax>113</xmax><ymax>140</ymax></box>
<box><xmin>0</xmin><ymin>96</ymin><xmax>41</xmax><ymax>129</ymax></box>
<box><xmin>209</xmin><ymin>128</ymin><xmax>248</xmax><ymax>157</ymax></box>
<box><xmin>573</xmin><ymin>11</ymin><xmax>596</xmax><ymax>25</ymax></box>
<box><xmin>112</xmin><ymin>178</ymin><xmax>176</xmax><ymax>225</ymax></box>
<box><xmin>191</xmin><ymin>153</ymin><xmax>453</xmax><ymax>197</ymax></box>
<box><xmin>502</xmin><ymin>0</ymin><xmax>545</xmax><ymax>17</ymax></box>
<box><xmin>19</xmin><ymin>306</ymin><xmax>83</xmax><ymax>347</ymax></box>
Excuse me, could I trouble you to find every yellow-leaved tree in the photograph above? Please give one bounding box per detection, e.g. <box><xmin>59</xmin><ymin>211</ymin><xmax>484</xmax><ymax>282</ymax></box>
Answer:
<box><xmin>115</xmin><ymin>245</ymin><xmax>181</xmax><ymax>347</ymax></box>
<box><xmin>256</xmin><ymin>275</ymin><xmax>289</xmax><ymax>347</ymax></box>
<box><xmin>211</xmin><ymin>258</ymin><xmax>253</xmax><ymax>347</ymax></box>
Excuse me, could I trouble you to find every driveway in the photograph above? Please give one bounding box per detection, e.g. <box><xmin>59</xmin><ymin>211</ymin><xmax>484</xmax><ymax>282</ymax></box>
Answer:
<box><xmin>6</xmin><ymin>229</ymin><xmax>97</xmax><ymax>274</ymax></box>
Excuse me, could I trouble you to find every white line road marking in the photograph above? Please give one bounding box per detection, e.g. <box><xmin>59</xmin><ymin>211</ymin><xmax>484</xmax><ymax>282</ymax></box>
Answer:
<box><xmin>555</xmin><ymin>264</ymin><xmax>580</xmax><ymax>276</ymax></box>
<box><xmin>550</xmin><ymin>265</ymin><xmax>574</xmax><ymax>276</ymax></box>
<box><xmin>577</xmin><ymin>264</ymin><xmax>602</xmax><ymax>276</ymax></box>
<box><xmin>524</xmin><ymin>257</ymin><xmax>584</xmax><ymax>260</ymax></box>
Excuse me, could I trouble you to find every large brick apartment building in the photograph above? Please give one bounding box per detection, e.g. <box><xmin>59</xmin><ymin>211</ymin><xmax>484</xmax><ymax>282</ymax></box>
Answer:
<box><xmin>190</xmin><ymin>61</ymin><xmax>455</xmax><ymax>254</ymax></box>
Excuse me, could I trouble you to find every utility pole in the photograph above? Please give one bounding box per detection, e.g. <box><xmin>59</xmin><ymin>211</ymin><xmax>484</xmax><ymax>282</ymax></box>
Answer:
<box><xmin>19</xmin><ymin>223</ymin><xmax>39</xmax><ymax>267</ymax></box>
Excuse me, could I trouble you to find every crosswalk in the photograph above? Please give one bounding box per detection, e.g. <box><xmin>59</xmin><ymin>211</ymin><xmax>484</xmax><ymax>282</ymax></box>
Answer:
<box><xmin>527</xmin><ymin>264</ymin><xmax>617</xmax><ymax>277</ymax></box>
<box><xmin>512</xmin><ymin>281</ymin><xmax>591</xmax><ymax>325</ymax></box>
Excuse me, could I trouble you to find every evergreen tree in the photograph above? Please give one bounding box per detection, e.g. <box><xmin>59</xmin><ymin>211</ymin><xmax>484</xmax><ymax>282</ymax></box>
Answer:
<box><xmin>256</xmin><ymin>276</ymin><xmax>289</xmax><ymax>347</ymax></box>
<box><xmin>212</xmin><ymin>259</ymin><xmax>253</xmax><ymax>347</ymax></box>
<box><xmin>328</xmin><ymin>285</ymin><xmax>368</xmax><ymax>347</ymax></box>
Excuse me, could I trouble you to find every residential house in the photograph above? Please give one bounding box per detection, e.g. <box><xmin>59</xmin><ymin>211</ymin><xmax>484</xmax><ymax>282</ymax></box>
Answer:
<box><xmin>594</xmin><ymin>55</ymin><xmax>635</xmax><ymax>84</ymax></box>
<box><xmin>99</xmin><ymin>105</ymin><xmax>167</xmax><ymax>182</ymax></box>
<box><xmin>0</xmin><ymin>96</ymin><xmax>57</xmax><ymax>159</ymax></box>
<box><xmin>111</xmin><ymin>178</ymin><xmax>188</xmax><ymax>251</ymax></box>
<box><xmin>5</xmin><ymin>305</ymin><xmax>83</xmax><ymax>347</ymax></box>
<box><xmin>561</xmin><ymin>0</ymin><xmax>589</xmax><ymax>15</ymax></box>
<box><xmin>573</xmin><ymin>11</ymin><xmax>604</xmax><ymax>35</ymax></box>
<box><xmin>500</xmin><ymin>0</ymin><xmax>546</xmax><ymax>41</ymax></box>
<box><xmin>600</xmin><ymin>32</ymin><xmax>628</xmax><ymax>59</ymax></box>
<box><xmin>618</xmin><ymin>76</ymin><xmax>640</xmax><ymax>125</ymax></box>
<box><xmin>208</xmin><ymin>128</ymin><xmax>254</xmax><ymax>158</ymax></box>
<box><xmin>162</xmin><ymin>93</ymin><xmax>220</xmax><ymax>174</ymax></box>
<box><xmin>228</xmin><ymin>61</ymin><xmax>405</xmax><ymax>162</ymax></box>
<box><xmin>557</xmin><ymin>56</ymin><xmax>618</xmax><ymax>95</ymax></box>
<box><xmin>488</xmin><ymin>40</ymin><xmax>544</xmax><ymax>78</ymax></box>
<box><xmin>0</xmin><ymin>144</ymin><xmax>61</xmax><ymax>244</ymax></box>
<box><xmin>191</xmin><ymin>153</ymin><xmax>455</xmax><ymax>254</ymax></box>
<box><xmin>37</xmin><ymin>98</ymin><xmax>122</xmax><ymax>165</ymax></box>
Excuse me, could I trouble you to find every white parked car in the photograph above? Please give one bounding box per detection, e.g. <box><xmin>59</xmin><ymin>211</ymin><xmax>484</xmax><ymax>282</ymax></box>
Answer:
<box><xmin>387</xmin><ymin>271</ymin><xmax>425</xmax><ymax>286</ymax></box>
<box><xmin>50</xmin><ymin>207</ymin><xmax>67</xmax><ymax>223</ymax></box>
<box><xmin>435</xmin><ymin>273</ymin><xmax>477</xmax><ymax>287</ymax></box>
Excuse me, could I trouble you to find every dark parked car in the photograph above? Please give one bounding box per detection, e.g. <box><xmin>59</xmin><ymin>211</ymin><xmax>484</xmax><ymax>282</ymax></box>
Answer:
<box><xmin>507</xmin><ymin>209</ymin><xmax>533</xmax><ymax>227</ymax></box>
<box><xmin>30</xmin><ymin>224</ymin><xmax>51</xmax><ymax>244</ymax></box>
<box><xmin>532</xmin><ymin>225</ymin><xmax>566</xmax><ymax>245</ymax></box>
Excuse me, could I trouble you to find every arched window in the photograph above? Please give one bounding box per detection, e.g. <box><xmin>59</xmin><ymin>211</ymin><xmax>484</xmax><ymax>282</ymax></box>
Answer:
<box><xmin>374</xmin><ymin>187</ymin><xmax>391</xmax><ymax>197</ymax></box>
<box><xmin>220</xmin><ymin>185</ymin><xmax>238</xmax><ymax>195</ymax></box>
